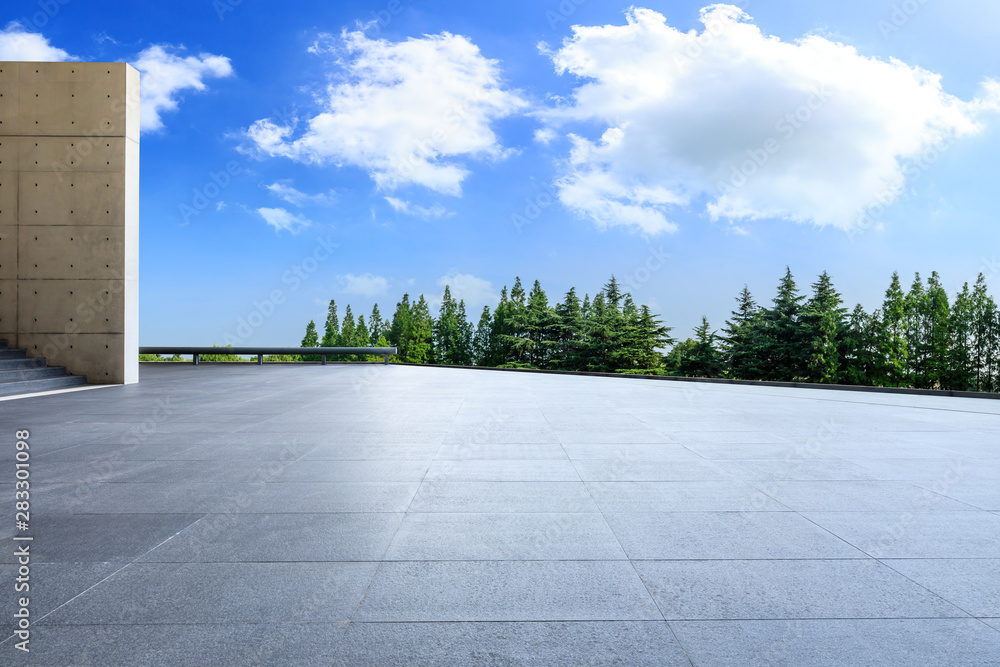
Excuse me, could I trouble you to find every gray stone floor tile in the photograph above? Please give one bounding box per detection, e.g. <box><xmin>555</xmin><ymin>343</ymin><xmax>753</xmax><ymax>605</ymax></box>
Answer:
<box><xmin>355</xmin><ymin>561</ymin><xmax>662</xmax><ymax>621</ymax></box>
<box><xmin>0</xmin><ymin>562</ymin><xmax>120</xmax><ymax>619</ymax></box>
<box><xmin>3</xmin><ymin>623</ymin><xmax>350</xmax><ymax>667</ymax></box>
<box><xmin>408</xmin><ymin>481</ymin><xmax>599</xmax><ymax>513</ymax></box>
<box><xmin>425</xmin><ymin>459</ymin><xmax>580</xmax><ymax>481</ymax></box>
<box><xmin>669</xmin><ymin>619</ymin><xmax>1000</xmax><ymax>667</ymax></box>
<box><xmin>804</xmin><ymin>511</ymin><xmax>1000</xmax><ymax>558</ymax></box>
<box><xmin>713</xmin><ymin>458</ymin><xmax>878</xmax><ymax>481</ymax></box>
<box><xmin>562</xmin><ymin>443</ymin><xmax>705</xmax><ymax>460</ymax></box>
<box><xmin>435</xmin><ymin>443</ymin><xmax>569</xmax><ymax>459</ymax></box>
<box><xmin>384</xmin><ymin>513</ymin><xmax>626</xmax><ymax>560</ymax></box>
<box><xmin>605</xmin><ymin>511</ymin><xmax>865</xmax><ymax>560</ymax></box>
<box><xmin>42</xmin><ymin>562</ymin><xmax>378</xmax><ymax>624</ymax></box>
<box><xmin>588</xmin><ymin>481</ymin><xmax>787</xmax><ymax>512</ymax></box>
<box><xmin>332</xmin><ymin>621</ymin><xmax>690</xmax><ymax>666</ymax></box>
<box><xmin>911</xmin><ymin>478</ymin><xmax>1000</xmax><ymax>510</ymax></box>
<box><xmin>302</xmin><ymin>443</ymin><xmax>442</xmax><ymax>460</ymax></box>
<box><xmin>574</xmin><ymin>458</ymin><xmax>731</xmax><ymax>481</ymax></box>
<box><xmin>269</xmin><ymin>459</ymin><xmax>431</xmax><ymax>482</ymax></box>
<box><xmin>0</xmin><ymin>513</ymin><xmax>201</xmax><ymax>563</ymax></box>
<box><xmin>752</xmin><ymin>480</ymin><xmax>979</xmax><ymax>512</ymax></box>
<box><xmin>881</xmin><ymin>559</ymin><xmax>1000</xmax><ymax>617</ymax></box>
<box><xmin>635</xmin><ymin>559</ymin><xmax>968</xmax><ymax>620</ymax></box>
<box><xmin>140</xmin><ymin>513</ymin><xmax>404</xmax><ymax>562</ymax></box>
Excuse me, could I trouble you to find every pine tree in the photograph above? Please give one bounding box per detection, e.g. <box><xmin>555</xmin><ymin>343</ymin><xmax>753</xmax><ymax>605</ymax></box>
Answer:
<box><xmin>322</xmin><ymin>299</ymin><xmax>340</xmax><ymax>347</ymax></box>
<box><xmin>389</xmin><ymin>294</ymin><xmax>414</xmax><ymax>362</ymax></box>
<box><xmin>410</xmin><ymin>295</ymin><xmax>435</xmax><ymax>364</ymax></box>
<box><xmin>923</xmin><ymin>272</ymin><xmax>951</xmax><ymax>389</ymax></box>
<box><xmin>340</xmin><ymin>305</ymin><xmax>357</xmax><ymax>361</ymax></box>
<box><xmin>525</xmin><ymin>280</ymin><xmax>558</xmax><ymax>368</ymax></box>
<box><xmin>633</xmin><ymin>305</ymin><xmax>672</xmax><ymax>372</ymax></box>
<box><xmin>839</xmin><ymin>304</ymin><xmax>878</xmax><ymax>386</ymax></box>
<box><xmin>300</xmin><ymin>320</ymin><xmax>319</xmax><ymax>361</ymax></box>
<box><xmin>949</xmin><ymin>282</ymin><xmax>974</xmax><ymax>390</ymax></box>
<box><xmin>970</xmin><ymin>274</ymin><xmax>999</xmax><ymax>391</ymax></box>
<box><xmin>434</xmin><ymin>285</ymin><xmax>470</xmax><ymax>365</ymax></box>
<box><xmin>679</xmin><ymin>316</ymin><xmax>723</xmax><ymax>377</ymax></box>
<box><xmin>552</xmin><ymin>287</ymin><xmax>585</xmax><ymax>371</ymax></box>
<box><xmin>369</xmin><ymin>304</ymin><xmax>385</xmax><ymax>346</ymax></box>
<box><xmin>877</xmin><ymin>272</ymin><xmax>909</xmax><ymax>387</ymax></box>
<box><xmin>472</xmin><ymin>306</ymin><xmax>493</xmax><ymax>366</ymax></box>
<box><xmin>721</xmin><ymin>285</ymin><xmax>763</xmax><ymax>380</ymax></box>
<box><xmin>456</xmin><ymin>300</ymin><xmax>474</xmax><ymax>365</ymax></box>
<box><xmin>904</xmin><ymin>273</ymin><xmax>928</xmax><ymax>387</ymax></box>
<box><xmin>758</xmin><ymin>267</ymin><xmax>806</xmax><ymax>381</ymax></box>
<box><xmin>800</xmin><ymin>271</ymin><xmax>847</xmax><ymax>383</ymax></box>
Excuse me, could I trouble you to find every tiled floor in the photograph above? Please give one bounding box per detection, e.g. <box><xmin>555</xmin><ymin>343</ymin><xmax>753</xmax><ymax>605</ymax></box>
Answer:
<box><xmin>2</xmin><ymin>363</ymin><xmax>999</xmax><ymax>665</ymax></box>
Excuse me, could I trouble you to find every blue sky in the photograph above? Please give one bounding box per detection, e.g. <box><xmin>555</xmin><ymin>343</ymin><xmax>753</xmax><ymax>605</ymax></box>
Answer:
<box><xmin>3</xmin><ymin>0</ymin><xmax>1000</xmax><ymax>346</ymax></box>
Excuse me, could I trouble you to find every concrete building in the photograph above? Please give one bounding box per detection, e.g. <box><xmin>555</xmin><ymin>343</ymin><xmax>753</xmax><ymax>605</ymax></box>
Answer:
<box><xmin>0</xmin><ymin>62</ymin><xmax>139</xmax><ymax>384</ymax></box>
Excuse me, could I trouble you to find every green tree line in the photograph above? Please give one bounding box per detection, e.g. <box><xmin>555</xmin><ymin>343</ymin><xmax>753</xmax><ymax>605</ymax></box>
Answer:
<box><xmin>303</xmin><ymin>268</ymin><xmax>1000</xmax><ymax>392</ymax></box>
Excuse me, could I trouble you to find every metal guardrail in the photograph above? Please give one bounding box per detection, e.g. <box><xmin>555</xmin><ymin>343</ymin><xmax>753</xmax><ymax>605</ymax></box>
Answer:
<box><xmin>139</xmin><ymin>347</ymin><xmax>398</xmax><ymax>365</ymax></box>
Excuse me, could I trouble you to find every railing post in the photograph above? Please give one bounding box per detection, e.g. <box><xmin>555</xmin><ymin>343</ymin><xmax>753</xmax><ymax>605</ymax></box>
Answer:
<box><xmin>193</xmin><ymin>354</ymin><xmax>199</xmax><ymax>365</ymax></box>
<box><xmin>257</xmin><ymin>354</ymin><xmax>263</xmax><ymax>366</ymax></box>
<box><xmin>384</xmin><ymin>353</ymin><xmax>389</xmax><ymax>365</ymax></box>
<box><xmin>322</xmin><ymin>355</ymin><xmax>327</xmax><ymax>365</ymax></box>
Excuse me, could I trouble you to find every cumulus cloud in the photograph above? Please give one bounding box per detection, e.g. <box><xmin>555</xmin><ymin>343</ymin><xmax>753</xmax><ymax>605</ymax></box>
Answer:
<box><xmin>338</xmin><ymin>273</ymin><xmax>390</xmax><ymax>297</ymax></box>
<box><xmin>246</xmin><ymin>29</ymin><xmax>527</xmax><ymax>196</ymax></box>
<box><xmin>541</xmin><ymin>5</ymin><xmax>1000</xmax><ymax>233</ymax></box>
<box><xmin>438</xmin><ymin>272</ymin><xmax>496</xmax><ymax>308</ymax></box>
<box><xmin>256</xmin><ymin>207</ymin><xmax>311</xmax><ymax>233</ymax></box>
<box><xmin>0</xmin><ymin>22</ymin><xmax>73</xmax><ymax>61</ymax></box>
<box><xmin>384</xmin><ymin>196</ymin><xmax>452</xmax><ymax>219</ymax></box>
<box><xmin>265</xmin><ymin>180</ymin><xmax>336</xmax><ymax>207</ymax></box>
<box><xmin>134</xmin><ymin>45</ymin><xmax>234</xmax><ymax>132</ymax></box>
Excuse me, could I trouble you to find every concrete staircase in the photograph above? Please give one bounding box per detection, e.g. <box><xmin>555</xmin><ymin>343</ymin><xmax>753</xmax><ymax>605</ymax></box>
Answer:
<box><xmin>0</xmin><ymin>340</ymin><xmax>88</xmax><ymax>397</ymax></box>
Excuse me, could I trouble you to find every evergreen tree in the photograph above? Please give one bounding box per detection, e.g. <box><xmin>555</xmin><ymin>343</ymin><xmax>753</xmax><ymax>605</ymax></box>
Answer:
<box><xmin>664</xmin><ymin>339</ymin><xmax>697</xmax><ymax>376</ymax></box>
<box><xmin>721</xmin><ymin>285</ymin><xmax>764</xmax><ymax>380</ymax></box>
<box><xmin>389</xmin><ymin>294</ymin><xmax>414</xmax><ymax>362</ymax></box>
<box><xmin>923</xmin><ymin>272</ymin><xmax>951</xmax><ymax>388</ymax></box>
<box><xmin>552</xmin><ymin>287</ymin><xmax>585</xmax><ymax>371</ymax></box>
<box><xmin>410</xmin><ymin>295</ymin><xmax>435</xmax><ymax>364</ymax></box>
<box><xmin>877</xmin><ymin>272</ymin><xmax>909</xmax><ymax>387</ymax></box>
<box><xmin>839</xmin><ymin>304</ymin><xmax>878</xmax><ymax>386</ymax></box>
<box><xmin>472</xmin><ymin>306</ymin><xmax>493</xmax><ymax>366</ymax></box>
<box><xmin>633</xmin><ymin>305</ymin><xmax>673</xmax><ymax>372</ymax></box>
<box><xmin>322</xmin><ymin>299</ymin><xmax>339</xmax><ymax>347</ymax></box>
<box><xmin>434</xmin><ymin>286</ymin><xmax>471</xmax><ymax>365</ymax></box>
<box><xmin>679</xmin><ymin>316</ymin><xmax>723</xmax><ymax>377</ymax></box>
<box><xmin>456</xmin><ymin>300</ymin><xmax>475</xmax><ymax>366</ymax></box>
<box><xmin>970</xmin><ymin>274</ymin><xmax>999</xmax><ymax>391</ymax></box>
<box><xmin>525</xmin><ymin>280</ymin><xmax>559</xmax><ymax>368</ymax></box>
<box><xmin>904</xmin><ymin>273</ymin><xmax>928</xmax><ymax>387</ymax></box>
<box><xmin>369</xmin><ymin>304</ymin><xmax>385</xmax><ymax>346</ymax></box>
<box><xmin>949</xmin><ymin>282</ymin><xmax>974</xmax><ymax>391</ymax></box>
<box><xmin>758</xmin><ymin>267</ymin><xmax>806</xmax><ymax>381</ymax></box>
<box><xmin>300</xmin><ymin>320</ymin><xmax>319</xmax><ymax>361</ymax></box>
<box><xmin>800</xmin><ymin>271</ymin><xmax>847</xmax><ymax>383</ymax></box>
<box><xmin>340</xmin><ymin>305</ymin><xmax>357</xmax><ymax>361</ymax></box>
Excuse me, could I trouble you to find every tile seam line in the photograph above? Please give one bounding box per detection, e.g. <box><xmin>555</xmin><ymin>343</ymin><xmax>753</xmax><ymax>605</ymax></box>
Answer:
<box><xmin>0</xmin><ymin>512</ymin><xmax>209</xmax><ymax>647</ymax></box>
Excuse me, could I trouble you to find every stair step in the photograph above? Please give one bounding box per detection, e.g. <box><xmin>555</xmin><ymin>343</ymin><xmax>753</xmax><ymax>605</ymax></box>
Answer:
<box><xmin>0</xmin><ymin>366</ymin><xmax>70</xmax><ymax>383</ymax></box>
<box><xmin>0</xmin><ymin>375</ymin><xmax>89</xmax><ymax>397</ymax></box>
<box><xmin>0</xmin><ymin>357</ymin><xmax>46</xmax><ymax>370</ymax></box>
<box><xmin>0</xmin><ymin>349</ymin><xmax>28</xmax><ymax>360</ymax></box>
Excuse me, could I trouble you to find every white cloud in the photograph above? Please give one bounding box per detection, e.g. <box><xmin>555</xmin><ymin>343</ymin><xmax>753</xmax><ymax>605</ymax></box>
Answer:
<box><xmin>134</xmin><ymin>45</ymin><xmax>234</xmax><ymax>132</ymax></box>
<box><xmin>247</xmin><ymin>29</ymin><xmax>527</xmax><ymax>196</ymax></box>
<box><xmin>338</xmin><ymin>273</ymin><xmax>390</xmax><ymax>297</ymax></box>
<box><xmin>256</xmin><ymin>207</ymin><xmax>311</xmax><ymax>233</ymax></box>
<box><xmin>0</xmin><ymin>23</ymin><xmax>73</xmax><ymax>61</ymax></box>
<box><xmin>265</xmin><ymin>180</ymin><xmax>336</xmax><ymax>207</ymax></box>
<box><xmin>541</xmin><ymin>5</ymin><xmax>1000</xmax><ymax>233</ymax></box>
<box><xmin>437</xmin><ymin>272</ymin><xmax>496</xmax><ymax>308</ymax></box>
<box><xmin>533</xmin><ymin>127</ymin><xmax>557</xmax><ymax>145</ymax></box>
<box><xmin>384</xmin><ymin>196</ymin><xmax>452</xmax><ymax>219</ymax></box>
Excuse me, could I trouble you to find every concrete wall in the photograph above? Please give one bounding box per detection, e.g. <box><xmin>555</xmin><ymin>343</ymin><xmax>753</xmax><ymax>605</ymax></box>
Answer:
<box><xmin>0</xmin><ymin>62</ymin><xmax>139</xmax><ymax>384</ymax></box>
